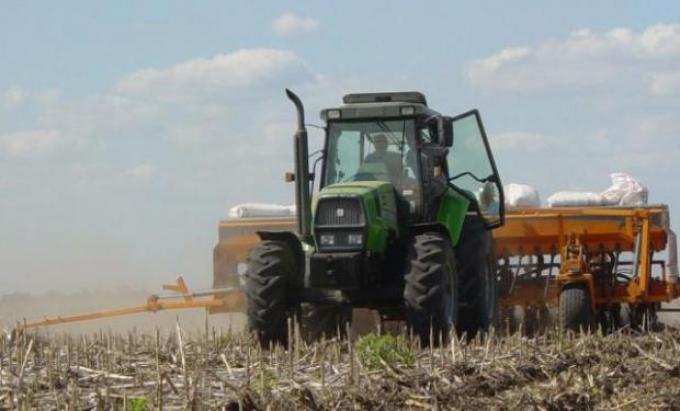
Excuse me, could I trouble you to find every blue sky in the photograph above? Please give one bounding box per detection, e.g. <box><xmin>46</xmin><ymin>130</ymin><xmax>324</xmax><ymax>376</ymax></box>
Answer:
<box><xmin>2</xmin><ymin>1</ymin><xmax>680</xmax><ymax>292</ymax></box>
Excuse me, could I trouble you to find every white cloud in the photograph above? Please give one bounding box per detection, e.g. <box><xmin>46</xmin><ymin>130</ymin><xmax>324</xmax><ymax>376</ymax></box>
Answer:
<box><xmin>35</xmin><ymin>88</ymin><xmax>60</xmax><ymax>105</ymax></box>
<box><xmin>122</xmin><ymin>164</ymin><xmax>157</xmax><ymax>180</ymax></box>
<box><xmin>115</xmin><ymin>48</ymin><xmax>313</xmax><ymax>102</ymax></box>
<box><xmin>272</xmin><ymin>13</ymin><xmax>320</xmax><ymax>37</ymax></box>
<box><xmin>167</xmin><ymin>126</ymin><xmax>212</xmax><ymax>146</ymax></box>
<box><xmin>637</xmin><ymin>113</ymin><xmax>680</xmax><ymax>139</ymax></box>
<box><xmin>649</xmin><ymin>71</ymin><xmax>680</xmax><ymax>96</ymax></box>
<box><xmin>466</xmin><ymin>24</ymin><xmax>680</xmax><ymax>94</ymax></box>
<box><xmin>0</xmin><ymin>129</ymin><xmax>64</xmax><ymax>158</ymax></box>
<box><xmin>1</xmin><ymin>86</ymin><xmax>61</xmax><ymax>110</ymax></box>
<box><xmin>2</xmin><ymin>85</ymin><xmax>26</xmax><ymax>109</ymax></box>
<box><xmin>491</xmin><ymin>131</ymin><xmax>556</xmax><ymax>152</ymax></box>
<box><xmin>473</xmin><ymin>47</ymin><xmax>530</xmax><ymax>74</ymax></box>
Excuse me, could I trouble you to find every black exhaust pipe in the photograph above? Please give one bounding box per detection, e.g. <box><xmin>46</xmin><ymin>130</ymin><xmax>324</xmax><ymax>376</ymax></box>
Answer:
<box><xmin>285</xmin><ymin>89</ymin><xmax>312</xmax><ymax>238</ymax></box>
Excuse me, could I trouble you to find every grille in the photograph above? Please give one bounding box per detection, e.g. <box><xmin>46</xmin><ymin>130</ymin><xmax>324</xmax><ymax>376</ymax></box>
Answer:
<box><xmin>316</xmin><ymin>198</ymin><xmax>364</xmax><ymax>226</ymax></box>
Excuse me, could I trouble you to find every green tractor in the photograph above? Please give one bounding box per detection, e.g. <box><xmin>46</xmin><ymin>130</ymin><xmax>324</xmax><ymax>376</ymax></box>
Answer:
<box><xmin>246</xmin><ymin>90</ymin><xmax>505</xmax><ymax>346</ymax></box>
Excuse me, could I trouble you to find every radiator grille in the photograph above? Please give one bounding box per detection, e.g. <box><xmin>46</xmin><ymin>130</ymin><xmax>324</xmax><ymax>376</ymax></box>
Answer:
<box><xmin>316</xmin><ymin>199</ymin><xmax>364</xmax><ymax>226</ymax></box>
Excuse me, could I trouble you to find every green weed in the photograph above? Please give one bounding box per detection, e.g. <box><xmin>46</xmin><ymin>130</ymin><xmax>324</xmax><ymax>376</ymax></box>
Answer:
<box><xmin>356</xmin><ymin>333</ymin><xmax>415</xmax><ymax>370</ymax></box>
<box><xmin>127</xmin><ymin>397</ymin><xmax>148</xmax><ymax>411</ymax></box>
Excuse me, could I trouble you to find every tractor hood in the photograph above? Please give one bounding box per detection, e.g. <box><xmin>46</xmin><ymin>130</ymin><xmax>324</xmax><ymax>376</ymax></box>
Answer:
<box><xmin>318</xmin><ymin>180</ymin><xmax>391</xmax><ymax>197</ymax></box>
<box><xmin>312</xmin><ymin>181</ymin><xmax>399</xmax><ymax>253</ymax></box>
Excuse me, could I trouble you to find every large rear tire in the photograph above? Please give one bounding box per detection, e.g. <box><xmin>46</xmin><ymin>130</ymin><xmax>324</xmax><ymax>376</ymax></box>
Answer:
<box><xmin>245</xmin><ymin>240</ymin><xmax>296</xmax><ymax>346</ymax></box>
<box><xmin>559</xmin><ymin>283</ymin><xmax>593</xmax><ymax>332</ymax></box>
<box><xmin>456</xmin><ymin>216</ymin><xmax>497</xmax><ymax>336</ymax></box>
<box><xmin>301</xmin><ymin>304</ymin><xmax>352</xmax><ymax>342</ymax></box>
<box><xmin>404</xmin><ymin>232</ymin><xmax>458</xmax><ymax>346</ymax></box>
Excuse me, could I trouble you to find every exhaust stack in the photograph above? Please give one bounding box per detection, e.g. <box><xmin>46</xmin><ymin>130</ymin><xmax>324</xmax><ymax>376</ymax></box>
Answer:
<box><xmin>285</xmin><ymin>89</ymin><xmax>312</xmax><ymax>238</ymax></box>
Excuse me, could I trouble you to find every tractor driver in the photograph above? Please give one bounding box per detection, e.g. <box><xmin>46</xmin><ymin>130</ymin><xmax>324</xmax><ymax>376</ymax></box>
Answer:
<box><xmin>364</xmin><ymin>133</ymin><xmax>403</xmax><ymax>183</ymax></box>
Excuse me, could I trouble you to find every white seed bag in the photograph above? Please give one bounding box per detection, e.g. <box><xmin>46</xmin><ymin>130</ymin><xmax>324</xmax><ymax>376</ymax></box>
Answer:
<box><xmin>601</xmin><ymin>172</ymin><xmax>648</xmax><ymax>206</ymax></box>
<box><xmin>546</xmin><ymin>191</ymin><xmax>604</xmax><ymax>208</ymax></box>
<box><xmin>504</xmin><ymin>183</ymin><xmax>541</xmax><ymax>209</ymax></box>
<box><xmin>228</xmin><ymin>203</ymin><xmax>296</xmax><ymax>218</ymax></box>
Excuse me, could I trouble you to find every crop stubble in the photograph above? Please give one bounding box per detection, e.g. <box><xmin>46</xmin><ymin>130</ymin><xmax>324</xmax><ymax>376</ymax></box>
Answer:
<box><xmin>1</xmin><ymin>322</ymin><xmax>680</xmax><ymax>410</ymax></box>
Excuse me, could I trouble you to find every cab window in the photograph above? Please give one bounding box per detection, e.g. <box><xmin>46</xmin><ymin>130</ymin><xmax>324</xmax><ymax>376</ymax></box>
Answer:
<box><xmin>446</xmin><ymin>110</ymin><xmax>503</xmax><ymax>227</ymax></box>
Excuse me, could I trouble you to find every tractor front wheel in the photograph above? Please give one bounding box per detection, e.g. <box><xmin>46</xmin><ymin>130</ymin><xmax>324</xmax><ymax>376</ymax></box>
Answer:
<box><xmin>404</xmin><ymin>232</ymin><xmax>458</xmax><ymax>346</ymax></box>
<box><xmin>245</xmin><ymin>240</ymin><xmax>297</xmax><ymax>347</ymax></box>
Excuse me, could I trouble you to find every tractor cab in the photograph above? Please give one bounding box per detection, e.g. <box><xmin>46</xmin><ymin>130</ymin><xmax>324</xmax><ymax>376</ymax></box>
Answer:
<box><xmin>319</xmin><ymin>92</ymin><xmax>504</xmax><ymax>228</ymax></box>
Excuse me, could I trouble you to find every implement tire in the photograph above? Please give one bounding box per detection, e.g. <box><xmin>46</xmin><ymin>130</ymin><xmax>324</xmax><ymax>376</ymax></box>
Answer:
<box><xmin>245</xmin><ymin>240</ymin><xmax>296</xmax><ymax>347</ymax></box>
<box><xmin>559</xmin><ymin>283</ymin><xmax>593</xmax><ymax>333</ymax></box>
<box><xmin>456</xmin><ymin>216</ymin><xmax>497</xmax><ymax>336</ymax></box>
<box><xmin>404</xmin><ymin>232</ymin><xmax>458</xmax><ymax>346</ymax></box>
<box><xmin>301</xmin><ymin>304</ymin><xmax>352</xmax><ymax>342</ymax></box>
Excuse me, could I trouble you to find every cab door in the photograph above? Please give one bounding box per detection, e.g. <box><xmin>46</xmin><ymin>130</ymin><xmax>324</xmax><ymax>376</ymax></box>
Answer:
<box><xmin>446</xmin><ymin>109</ymin><xmax>504</xmax><ymax>228</ymax></box>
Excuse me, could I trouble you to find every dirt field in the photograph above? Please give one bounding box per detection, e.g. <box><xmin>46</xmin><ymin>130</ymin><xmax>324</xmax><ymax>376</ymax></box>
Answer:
<box><xmin>3</xmin><ymin>292</ymin><xmax>680</xmax><ymax>410</ymax></box>
<box><xmin>3</xmin><ymin>323</ymin><xmax>680</xmax><ymax>410</ymax></box>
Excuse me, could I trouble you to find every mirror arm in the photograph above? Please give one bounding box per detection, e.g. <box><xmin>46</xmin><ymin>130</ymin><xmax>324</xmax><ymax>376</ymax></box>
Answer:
<box><xmin>305</xmin><ymin>123</ymin><xmax>326</xmax><ymax>131</ymax></box>
<box><xmin>449</xmin><ymin>171</ymin><xmax>487</xmax><ymax>183</ymax></box>
<box><xmin>485</xmin><ymin>173</ymin><xmax>499</xmax><ymax>183</ymax></box>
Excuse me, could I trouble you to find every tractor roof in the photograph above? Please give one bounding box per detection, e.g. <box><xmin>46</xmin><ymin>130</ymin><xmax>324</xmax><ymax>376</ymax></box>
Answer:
<box><xmin>320</xmin><ymin>91</ymin><xmax>441</xmax><ymax>121</ymax></box>
<box><xmin>343</xmin><ymin>92</ymin><xmax>427</xmax><ymax>105</ymax></box>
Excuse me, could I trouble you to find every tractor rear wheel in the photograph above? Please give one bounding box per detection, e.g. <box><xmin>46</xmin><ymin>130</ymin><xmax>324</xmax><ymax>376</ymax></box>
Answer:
<box><xmin>245</xmin><ymin>240</ymin><xmax>296</xmax><ymax>346</ymax></box>
<box><xmin>559</xmin><ymin>283</ymin><xmax>593</xmax><ymax>332</ymax></box>
<box><xmin>404</xmin><ymin>232</ymin><xmax>458</xmax><ymax>346</ymax></box>
<box><xmin>456</xmin><ymin>216</ymin><xmax>497</xmax><ymax>336</ymax></box>
<box><xmin>301</xmin><ymin>304</ymin><xmax>352</xmax><ymax>342</ymax></box>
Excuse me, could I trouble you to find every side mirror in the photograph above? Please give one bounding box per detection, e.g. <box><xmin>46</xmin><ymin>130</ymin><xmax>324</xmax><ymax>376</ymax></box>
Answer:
<box><xmin>438</xmin><ymin>116</ymin><xmax>453</xmax><ymax>147</ymax></box>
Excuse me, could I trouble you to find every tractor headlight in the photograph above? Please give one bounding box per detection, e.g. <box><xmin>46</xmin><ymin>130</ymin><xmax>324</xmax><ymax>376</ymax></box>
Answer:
<box><xmin>347</xmin><ymin>232</ymin><xmax>363</xmax><ymax>246</ymax></box>
<box><xmin>326</xmin><ymin>109</ymin><xmax>342</xmax><ymax>119</ymax></box>
<box><xmin>400</xmin><ymin>106</ymin><xmax>415</xmax><ymax>116</ymax></box>
<box><xmin>319</xmin><ymin>233</ymin><xmax>336</xmax><ymax>246</ymax></box>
